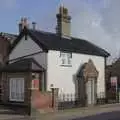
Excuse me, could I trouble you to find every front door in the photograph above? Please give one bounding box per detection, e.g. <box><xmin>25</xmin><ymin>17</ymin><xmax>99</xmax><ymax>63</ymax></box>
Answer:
<box><xmin>86</xmin><ymin>78</ymin><xmax>96</xmax><ymax>105</ymax></box>
<box><xmin>9</xmin><ymin>78</ymin><xmax>24</xmax><ymax>102</ymax></box>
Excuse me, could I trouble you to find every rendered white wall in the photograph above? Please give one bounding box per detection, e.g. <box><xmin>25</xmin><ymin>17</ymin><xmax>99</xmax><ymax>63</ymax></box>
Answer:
<box><xmin>47</xmin><ymin>50</ymin><xmax>105</xmax><ymax>96</ymax></box>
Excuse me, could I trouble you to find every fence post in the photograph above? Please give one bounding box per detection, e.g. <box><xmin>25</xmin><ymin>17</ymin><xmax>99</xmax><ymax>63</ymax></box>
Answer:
<box><xmin>118</xmin><ymin>88</ymin><xmax>120</xmax><ymax>103</ymax></box>
<box><xmin>51</xmin><ymin>88</ymin><xmax>54</xmax><ymax>108</ymax></box>
<box><xmin>51</xmin><ymin>88</ymin><xmax>59</xmax><ymax>111</ymax></box>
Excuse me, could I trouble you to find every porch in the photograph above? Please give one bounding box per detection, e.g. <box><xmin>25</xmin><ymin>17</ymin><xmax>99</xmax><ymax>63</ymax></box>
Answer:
<box><xmin>0</xmin><ymin>58</ymin><xmax>45</xmax><ymax>115</ymax></box>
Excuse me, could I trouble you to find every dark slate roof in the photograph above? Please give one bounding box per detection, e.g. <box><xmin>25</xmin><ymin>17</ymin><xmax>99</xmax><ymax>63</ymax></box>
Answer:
<box><xmin>0</xmin><ymin>32</ymin><xmax>17</xmax><ymax>39</ymax></box>
<box><xmin>0</xmin><ymin>32</ymin><xmax>18</xmax><ymax>44</ymax></box>
<box><xmin>0</xmin><ymin>58</ymin><xmax>44</xmax><ymax>72</ymax></box>
<box><xmin>10</xmin><ymin>28</ymin><xmax>110</xmax><ymax>57</ymax></box>
<box><xmin>28</xmin><ymin>29</ymin><xmax>110</xmax><ymax>57</ymax></box>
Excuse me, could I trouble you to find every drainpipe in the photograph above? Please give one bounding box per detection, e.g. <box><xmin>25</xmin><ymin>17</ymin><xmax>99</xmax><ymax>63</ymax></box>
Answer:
<box><xmin>104</xmin><ymin>57</ymin><xmax>107</xmax><ymax>102</ymax></box>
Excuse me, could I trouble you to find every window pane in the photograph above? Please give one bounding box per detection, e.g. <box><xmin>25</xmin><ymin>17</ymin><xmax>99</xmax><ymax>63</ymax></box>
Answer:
<box><xmin>68</xmin><ymin>58</ymin><xmax>71</xmax><ymax>64</ymax></box>
<box><xmin>60</xmin><ymin>52</ymin><xmax>72</xmax><ymax>66</ymax></box>
<box><xmin>67</xmin><ymin>53</ymin><xmax>72</xmax><ymax>58</ymax></box>
<box><xmin>61</xmin><ymin>53</ymin><xmax>66</xmax><ymax>57</ymax></box>
<box><xmin>62</xmin><ymin>59</ymin><xmax>66</xmax><ymax>64</ymax></box>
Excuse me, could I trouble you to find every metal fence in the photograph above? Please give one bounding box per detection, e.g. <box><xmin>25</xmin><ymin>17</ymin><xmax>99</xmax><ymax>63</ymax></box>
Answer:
<box><xmin>58</xmin><ymin>92</ymin><xmax>120</xmax><ymax>110</ymax></box>
<box><xmin>58</xmin><ymin>93</ymin><xmax>87</xmax><ymax>110</ymax></box>
<box><xmin>58</xmin><ymin>93</ymin><xmax>80</xmax><ymax>110</ymax></box>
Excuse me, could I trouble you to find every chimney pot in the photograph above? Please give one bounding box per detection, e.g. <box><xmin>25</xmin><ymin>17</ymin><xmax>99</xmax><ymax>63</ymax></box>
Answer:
<box><xmin>18</xmin><ymin>17</ymin><xmax>29</xmax><ymax>33</ymax></box>
<box><xmin>19</xmin><ymin>23</ymin><xmax>22</xmax><ymax>33</ymax></box>
<box><xmin>32</xmin><ymin>22</ymin><xmax>36</xmax><ymax>30</ymax></box>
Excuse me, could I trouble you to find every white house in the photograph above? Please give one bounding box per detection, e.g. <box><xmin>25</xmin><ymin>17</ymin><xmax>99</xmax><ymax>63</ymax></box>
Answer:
<box><xmin>3</xmin><ymin>6</ymin><xmax>110</xmax><ymax>106</ymax></box>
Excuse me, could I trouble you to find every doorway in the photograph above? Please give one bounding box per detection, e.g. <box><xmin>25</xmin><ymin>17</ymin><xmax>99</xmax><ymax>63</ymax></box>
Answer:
<box><xmin>76</xmin><ymin>59</ymin><xmax>98</xmax><ymax>106</ymax></box>
<box><xmin>86</xmin><ymin>78</ymin><xmax>97</xmax><ymax>105</ymax></box>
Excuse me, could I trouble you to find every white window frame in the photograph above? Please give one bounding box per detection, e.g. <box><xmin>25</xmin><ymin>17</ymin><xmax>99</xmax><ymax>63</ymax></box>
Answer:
<box><xmin>9</xmin><ymin>78</ymin><xmax>24</xmax><ymax>102</ymax></box>
<box><xmin>60</xmin><ymin>52</ymin><xmax>72</xmax><ymax>66</ymax></box>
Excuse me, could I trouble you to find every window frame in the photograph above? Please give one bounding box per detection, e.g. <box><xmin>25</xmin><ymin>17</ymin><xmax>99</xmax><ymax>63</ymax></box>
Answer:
<box><xmin>59</xmin><ymin>51</ymin><xmax>72</xmax><ymax>67</ymax></box>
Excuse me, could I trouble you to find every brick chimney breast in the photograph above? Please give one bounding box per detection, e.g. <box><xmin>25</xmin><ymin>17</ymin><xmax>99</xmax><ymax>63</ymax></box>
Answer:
<box><xmin>56</xmin><ymin>6</ymin><xmax>71</xmax><ymax>38</ymax></box>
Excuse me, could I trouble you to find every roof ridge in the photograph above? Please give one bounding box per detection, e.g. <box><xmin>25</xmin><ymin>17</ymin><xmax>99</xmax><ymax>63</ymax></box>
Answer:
<box><xmin>29</xmin><ymin>29</ymin><xmax>93</xmax><ymax>42</ymax></box>
<box><xmin>29</xmin><ymin>29</ymin><xmax>56</xmax><ymax>36</ymax></box>
<box><xmin>10</xmin><ymin>28</ymin><xmax>110</xmax><ymax>57</ymax></box>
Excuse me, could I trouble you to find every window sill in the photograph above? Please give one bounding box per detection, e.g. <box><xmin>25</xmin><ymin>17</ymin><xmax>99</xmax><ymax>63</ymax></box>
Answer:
<box><xmin>60</xmin><ymin>65</ymin><xmax>72</xmax><ymax>67</ymax></box>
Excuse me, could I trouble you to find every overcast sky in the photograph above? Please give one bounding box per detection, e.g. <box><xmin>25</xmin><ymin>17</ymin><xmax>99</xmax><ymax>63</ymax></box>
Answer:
<box><xmin>0</xmin><ymin>0</ymin><xmax>120</xmax><ymax>64</ymax></box>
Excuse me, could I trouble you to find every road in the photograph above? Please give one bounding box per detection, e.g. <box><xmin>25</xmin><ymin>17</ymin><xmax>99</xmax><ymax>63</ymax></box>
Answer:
<box><xmin>72</xmin><ymin>111</ymin><xmax>120</xmax><ymax>120</ymax></box>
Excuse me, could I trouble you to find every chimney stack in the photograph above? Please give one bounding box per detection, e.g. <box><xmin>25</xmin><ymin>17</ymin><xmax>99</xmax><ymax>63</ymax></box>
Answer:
<box><xmin>56</xmin><ymin>6</ymin><xmax>71</xmax><ymax>38</ymax></box>
<box><xmin>18</xmin><ymin>17</ymin><xmax>29</xmax><ymax>33</ymax></box>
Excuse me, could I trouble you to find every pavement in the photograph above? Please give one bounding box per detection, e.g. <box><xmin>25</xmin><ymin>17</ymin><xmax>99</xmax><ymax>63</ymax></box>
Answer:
<box><xmin>72</xmin><ymin>111</ymin><xmax>120</xmax><ymax>120</ymax></box>
<box><xmin>1</xmin><ymin>103</ymin><xmax>120</xmax><ymax>120</ymax></box>
<box><xmin>33</xmin><ymin>103</ymin><xmax>120</xmax><ymax>120</ymax></box>
<box><xmin>0</xmin><ymin>105</ymin><xmax>28</xmax><ymax>120</ymax></box>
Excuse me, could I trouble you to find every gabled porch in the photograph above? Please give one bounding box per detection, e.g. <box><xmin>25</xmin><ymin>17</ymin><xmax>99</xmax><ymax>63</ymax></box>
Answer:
<box><xmin>0</xmin><ymin>58</ymin><xmax>46</xmax><ymax>106</ymax></box>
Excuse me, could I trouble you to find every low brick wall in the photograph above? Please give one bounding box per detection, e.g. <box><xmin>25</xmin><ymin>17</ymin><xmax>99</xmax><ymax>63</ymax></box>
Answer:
<box><xmin>31</xmin><ymin>90</ymin><xmax>52</xmax><ymax>108</ymax></box>
<box><xmin>31</xmin><ymin>88</ymin><xmax>59</xmax><ymax>114</ymax></box>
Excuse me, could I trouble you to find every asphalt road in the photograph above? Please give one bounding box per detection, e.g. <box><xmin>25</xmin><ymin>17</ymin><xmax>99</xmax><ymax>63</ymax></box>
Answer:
<box><xmin>72</xmin><ymin>111</ymin><xmax>120</xmax><ymax>120</ymax></box>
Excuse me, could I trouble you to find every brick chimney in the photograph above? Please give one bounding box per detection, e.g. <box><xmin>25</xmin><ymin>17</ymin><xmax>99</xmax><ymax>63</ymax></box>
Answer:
<box><xmin>56</xmin><ymin>6</ymin><xmax>71</xmax><ymax>38</ymax></box>
<box><xmin>0</xmin><ymin>35</ymin><xmax>10</xmax><ymax>65</ymax></box>
<box><xmin>19</xmin><ymin>17</ymin><xmax>29</xmax><ymax>33</ymax></box>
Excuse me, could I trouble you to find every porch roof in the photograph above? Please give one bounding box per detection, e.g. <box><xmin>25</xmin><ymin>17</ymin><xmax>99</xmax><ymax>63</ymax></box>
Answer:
<box><xmin>0</xmin><ymin>58</ymin><xmax>45</xmax><ymax>72</ymax></box>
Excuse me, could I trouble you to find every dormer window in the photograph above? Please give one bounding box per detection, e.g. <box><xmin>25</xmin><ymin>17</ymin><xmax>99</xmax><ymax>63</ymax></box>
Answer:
<box><xmin>60</xmin><ymin>52</ymin><xmax>72</xmax><ymax>66</ymax></box>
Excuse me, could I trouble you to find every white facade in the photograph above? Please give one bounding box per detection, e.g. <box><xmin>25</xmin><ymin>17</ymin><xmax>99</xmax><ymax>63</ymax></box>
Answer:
<box><xmin>47</xmin><ymin>50</ymin><xmax>105</xmax><ymax>96</ymax></box>
<box><xmin>9</xmin><ymin>35</ymin><xmax>106</xmax><ymax>97</ymax></box>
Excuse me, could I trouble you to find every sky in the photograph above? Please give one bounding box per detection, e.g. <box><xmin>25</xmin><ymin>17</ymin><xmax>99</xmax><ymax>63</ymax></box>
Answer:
<box><xmin>0</xmin><ymin>0</ymin><xmax>120</xmax><ymax>64</ymax></box>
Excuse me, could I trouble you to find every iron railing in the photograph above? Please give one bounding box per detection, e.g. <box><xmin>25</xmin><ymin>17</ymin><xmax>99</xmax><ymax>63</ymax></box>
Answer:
<box><xmin>58</xmin><ymin>92</ymin><xmax>120</xmax><ymax>110</ymax></box>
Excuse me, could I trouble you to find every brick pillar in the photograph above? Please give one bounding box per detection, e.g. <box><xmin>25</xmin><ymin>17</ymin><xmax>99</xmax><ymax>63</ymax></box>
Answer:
<box><xmin>30</xmin><ymin>89</ymin><xmax>38</xmax><ymax>118</ymax></box>
<box><xmin>1</xmin><ymin>72</ymin><xmax>8</xmax><ymax>103</ymax></box>
<box><xmin>27</xmin><ymin>72</ymin><xmax>32</xmax><ymax>116</ymax></box>
<box><xmin>51</xmin><ymin>88</ymin><xmax>59</xmax><ymax>111</ymax></box>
